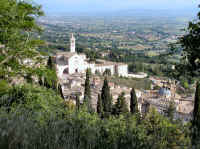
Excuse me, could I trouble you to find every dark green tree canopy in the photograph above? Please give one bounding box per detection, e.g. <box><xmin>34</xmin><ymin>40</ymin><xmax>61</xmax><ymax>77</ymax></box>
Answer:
<box><xmin>190</xmin><ymin>82</ymin><xmax>200</xmax><ymax>145</ymax></box>
<box><xmin>114</xmin><ymin>92</ymin><xmax>128</xmax><ymax>115</ymax></box>
<box><xmin>84</xmin><ymin>69</ymin><xmax>92</xmax><ymax>111</ymax></box>
<box><xmin>97</xmin><ymin>94</ymin><xmax>103</xmax><ymax>116</ymax></box>
<box><xmin>177</xmin><ymin>6</ymin><xmax>200</xmax><ymax>77</ymax></box>
<box><xmin>103</xmin><ymin>69</ymin><xmax>111</xmax><ymax>76</ymax></box>
<box><xmin>101</xmin><ymin>78</ymin><xmax>112</xmax><ymax>117</ymax></box>
<box><xmin>47</xmin><ymin>56</ymin><xmax>54</xmax><ymax>69</ymax></box>
<box><xmin>130</xmin><ymin>88</ymin><xmax>139</xmax><ymax>114</ymax></box>
<box><xmin>165</xmin><ymin>101</ymin><xmax>176</xmax><ymax>121</ymax></box>
<box><xmin>76</xmin><ymin>94</ymin><xmax>80</xmax><ymax>111</ymax></box>
<box><xmin>0</xmin><ymin>0</ymin><xmax>44</xmax><ymax>49</ymax></box>
<box><xmin>193</xmin><ymin>82</ymin><xmax>200</xmax><ymax>128</ymax></box>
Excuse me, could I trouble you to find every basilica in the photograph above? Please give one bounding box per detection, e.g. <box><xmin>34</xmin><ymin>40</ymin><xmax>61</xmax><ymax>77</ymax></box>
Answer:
<box><xmin>55</xmin><ymin>34</ymin><xmax>128</xmax><ymax>78</ymax></box>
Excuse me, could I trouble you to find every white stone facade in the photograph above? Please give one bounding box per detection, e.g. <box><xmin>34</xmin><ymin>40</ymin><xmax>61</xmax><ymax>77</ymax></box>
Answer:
<box><xmin>95</xmin><ymin>65</ymin><xmax>115</xmax><ymax>75</ymax></box>
<box><xmin>70</xmin><ymin>34</ymin><xmax>76</xmax><ymax>53</ymax></box>
<box><xmin>116</xmin><ymin>64</ymin><xmax>128</xmax><ymax>77</ymax></box>
<box><xmin>55</xmin><ymin>34</ymin><xmax>129</xmax><ymax>78</ymax></box>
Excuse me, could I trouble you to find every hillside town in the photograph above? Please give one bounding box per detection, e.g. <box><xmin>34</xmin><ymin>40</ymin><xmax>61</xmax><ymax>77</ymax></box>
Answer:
<box><xmin>2</xmin><ymin>0</ymin><xmax>200</xmax><ymax>148</ymax></box>
<box><xmin>54</xmin><ymin>34</ymin><xmax>193</xmax><ymax>122</ymax></box>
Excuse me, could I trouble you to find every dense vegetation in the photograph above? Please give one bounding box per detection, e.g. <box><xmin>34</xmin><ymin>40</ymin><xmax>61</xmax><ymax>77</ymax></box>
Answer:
<box><xmin>0</xmin><ymin>106</ymin><xmax>192</xmax><ymax>149</ymax></box>
<box><xmin>0</xmin><ymin>0</ymin><xmax>200</xmax><ymax>148</ymax></box>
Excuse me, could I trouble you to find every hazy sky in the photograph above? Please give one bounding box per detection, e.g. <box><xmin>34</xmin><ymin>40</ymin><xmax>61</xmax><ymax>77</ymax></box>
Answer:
<box><xmin>35</xmin><ymin>0</ymin><xmax>199</xmax><ymax>14</ymax></box>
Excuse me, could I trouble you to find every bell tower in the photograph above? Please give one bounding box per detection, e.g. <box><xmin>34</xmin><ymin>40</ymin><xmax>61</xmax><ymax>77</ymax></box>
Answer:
<box><xmin>70</xmin><ymin>33</ymin><xmax>76</xmax><ymax>53</ymax></box>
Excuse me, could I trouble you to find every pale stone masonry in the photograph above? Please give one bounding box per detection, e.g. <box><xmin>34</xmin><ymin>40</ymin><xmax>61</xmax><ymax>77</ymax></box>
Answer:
<box><xmin>55</xmin><ymin>33</ymin><xmax>128</xmax><ymax>78</ymax></box>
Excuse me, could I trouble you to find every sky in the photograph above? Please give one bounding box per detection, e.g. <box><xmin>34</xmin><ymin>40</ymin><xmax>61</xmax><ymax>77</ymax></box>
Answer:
<box><xmin>35</xmin><ymin>0</ymin><xmax>199</xmax><ymax>15</ymax></box>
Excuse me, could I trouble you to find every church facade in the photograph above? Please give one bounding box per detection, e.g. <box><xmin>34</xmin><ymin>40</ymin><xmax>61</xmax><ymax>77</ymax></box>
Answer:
<box><xmin>55</xmin><ymin>34</ymin><xmax>128</xmax><ymax>78</ymax></box>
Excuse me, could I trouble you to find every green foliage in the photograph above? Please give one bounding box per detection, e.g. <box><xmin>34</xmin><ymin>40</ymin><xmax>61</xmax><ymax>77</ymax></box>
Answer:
<box><xmin>86</xmin><ymin>50</ymin><xmax>99</xmax><ymax>62</ymax></box>
<box><xmin>174</xmin><ymin>6</ymin><xmax>200</xmax><ymax>77</ymax></box>
<box><xmin>0</xmin><ymin>84</ymin><xmax>65</xmax><ymax>117</ymax></box>
<box><xmin>0</xmin><ymin>80</ymin><xmax>10</xmax><ymax>96</ymax></box>
<box><xmin>76</xmin><ymin>94</ymin><xmax>80</xmax><ymax>111</ymax></box>
<box><xmin>101</xmin><ymin>78</ymin><xmax>113</xmax><ymax>118</ymax></box>
<box><xmin>143</xmin><ymin>108</ymin><xmax>191</xmax><ymax>149</ymax></box>
<box><xmin>103</xmin><ymin>68</ymin><xmax>111</xmax><ymax>76</ymax></box>
<box><xmin>0</xmin><ymin>67</ymin><xmax>6</xmax><ymax>79</ymax></box>
<box><xmin>38</xmin><ymin>68</ymin><xmax>58</xmax><ymax>91</ymax></box>
<box><xmin>0</xmin><ymin>0</ymin><xmax>44</xmax><ymax>49</ymax></box>
<box><xmin>113</xmin><ymin>92</ymin><xmax>129</xmax><ymax>115</ymax></box>
<box><xmin>128</xmin><ymin>62</ymin><xmax>144</xmax><ymax>73</ymax></box>
<box><xmin>109</xmin><ymin>76</ymin><xmax>152</xmax><ymax>90</ymax></box>
<box><xmin>183</xmin><ymin>81</ymin><xmax>189</xmax><ymax>89</ymax></box>
<box><xmin>84</xmin><ymin>69</ymin><xmax>92</xmax><ymax>111</ymax></box>
<box><xmin>153</xmin><ymin>85</ymin><xmax>161</xmax><ymax>90</ymax></box>
<box><xmin>0</xmin><ymin>1</ymin><xmax>196</xmax><ymax>148</ymax></box>
<box><xmin>47</xmin><ymin>56</ymin><xmax>54</xmax><ymax>69</ymax></box>
<box><xmin>4</xmin><ymin>56</ymin><xmax>21</xmax><ymax>71</ymax></box>
<box><xmin>165</xmin><ymin>101</ymin><xmax>176</xmax><ymax>121</ymax></box>
<box><xmin>58</xmin><ymin>83</ymin><xmax>64</xmax><ymax>99</ymax></box>
<box><xmin>130</xmin><ymin>88</ymin><xmax>139</xmax><ymax>114</ymax></box>
<box><xmin>193</xmin><ymin>82</ymin><xmax>200</xmax><ymax>127</ymax></box>
<box><xmin>0</xmin><ymin>106</ymin><xmax>191</xmax><ymax>149</ymax></box>
<box><xmin>180</xmin><ymin>78</ymin><xmax>189</xmax><ymax>89</ymax></box>
<box><xmin>97</xmin><ymin>94</ymin><xmax>103</xmax><ymax>117</ymax></box>
<box><xmin>192</xmin><ymin>81</ymin><xmax>200</xmax><ymax>144</ymax></box>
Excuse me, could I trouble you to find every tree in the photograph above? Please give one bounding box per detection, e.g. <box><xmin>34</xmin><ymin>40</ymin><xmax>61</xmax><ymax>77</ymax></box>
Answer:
<box><xmin>101</xmin><ymin>78</ymin><xmax>112</xmax><ymax>117</ymax></box>
<box><xmin>165</xmin><ymin>101</ymin><xmax>176</xmax><ymax>121</ymax></box>
<box><xmin>0</xmin><ymin>0</ymin><xmax>44</xmax><ymax>50</ymax></box>
<box><xmin>97</xmin><ymin>94</ymin><xmax>103</xmax><ymax>116</ymax></box>
<box><xmin>192</xmin><ymin>81</ymin><xmax>200</xmax><ymax>144</ymax></box>
<box><xmin>58</xmin><ymin>83</ymin><xmax>64</xmax><ymax>99</ymax></box>
<box><xmin>86</xmin><ymin>50</ymin><xmax>98</xmax><ymax>62</ymax></box>
<box><xmin>114</xmin><ymin>92</ymin><xmax>128</xmax><ymax>115</ymax></box>
<box><xmin>103</xmin><ymin>69</ymin><xmax>111</xmax><ymax>76</ymax></box>
<box><xmin>130</xmin><ymin>88</ymin><xmax>139</xmax><ymax>114</ymax></box>
<box><xmin>176</xmin><ymin>6</ymin><xmax>200</xmax><ymax>77</ymax></box>
<box><xmin>76</xmin><ymin>94</ymin><xmax>80</xmax><ymax>111</ymax></box>
<box><xmin>84</xmin><ymin>69</ymin><xmax>92</xmax><ymax>111</ymax></box>
<box><xmin>144</xmin><ymin>108</ymin><xmax>191</xmax><ymax>148</ymax></box>
<box><xmin>143</xmin><ymin>101</ymin><xmax>150</xmax><ymax>117</ymax></box>
<box><xmin>47</xmin><ymin>56</ymin><xmax>53</xmax><ymax>70</ymax></box>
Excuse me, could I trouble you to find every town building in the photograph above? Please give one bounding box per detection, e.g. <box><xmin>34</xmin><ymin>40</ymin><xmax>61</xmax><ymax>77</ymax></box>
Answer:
<box><xmin>55</xmin><ymin>34</ymin><xmax>128</xmax><ymax>78</ymax></box>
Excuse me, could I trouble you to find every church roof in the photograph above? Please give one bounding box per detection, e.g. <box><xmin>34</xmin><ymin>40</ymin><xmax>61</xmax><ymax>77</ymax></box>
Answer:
<box><xmin>116</xmin><ymin>63</ymin><xmax>128</xmax><ymax>66</ymax></box>
<box><xmin>95</xmin><ymin>59</ymin><xmax>127</xmax><ymax>67</ymax></box>
<box><xmin>159</xmin><ymin>87</ymin><xmax>171</xmax><ymax>96</ymax></box>
<box><xmin>95</xmin><ymin>61</ymin><xmax>115</xmax><ymax>67</ymax></box>
<box><xmin>56</xmin><ymin>52</ymin><xmax>77</xmax><ymax>58</ymax></box>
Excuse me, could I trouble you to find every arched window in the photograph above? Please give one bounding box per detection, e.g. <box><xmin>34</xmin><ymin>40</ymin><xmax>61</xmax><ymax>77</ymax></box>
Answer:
<box><xmin>75</xmin><ymin>69</ymin><xmax>78</xmax><ymax>73</ymax></box>
<box><xmin>63</xmin><ymin>68</ymin><xmax>69</xmax><ymax>74</ymax></box>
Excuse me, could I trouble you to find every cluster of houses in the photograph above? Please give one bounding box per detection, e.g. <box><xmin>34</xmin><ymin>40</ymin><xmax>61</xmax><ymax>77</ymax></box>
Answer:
<box><xmin>54</xmin><ymin>34</ymin><xmax>193</xmax><ymax>122</ymax></box>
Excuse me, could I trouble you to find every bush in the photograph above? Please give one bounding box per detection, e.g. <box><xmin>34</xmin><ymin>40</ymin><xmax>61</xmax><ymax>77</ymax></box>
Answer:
<box><xmin>0</xmin><ymin>106</ymin><xmax>191</xmax><ymax>149</ymax></box>
<box><xmin>0</xmin><ymin>84</ymin><xmax>65</xmax><ymax>117</ymax></box>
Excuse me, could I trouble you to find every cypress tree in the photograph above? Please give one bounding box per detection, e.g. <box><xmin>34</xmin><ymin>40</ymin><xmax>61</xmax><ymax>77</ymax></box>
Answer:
<box><xmin>84</xmin><ymin>69</ymin><xmax>92</xmax><ymax>111</ymax></box>
<box><xmin>130</xmin><ymin>88</ymin><xmax>139</xmax><ymax>114</ymax></box>
<box><xmin>193</xmin><ymin>82</ymin><xmax>200</xmax><ymax>125</ymax></box>
<box><xmin>144</xmin><ymin>101</ymin><xmax>150</xmax><ymax>116</ymax></box>
<box><xmin>47</xmin><ymin>56</ymin><xmax>53</xmax><ymax>69</ymax></box>
<box><xmin>97</xmin><ymin>94</ymin><xmax>103</xmax><ymax>116</ymax></box>
<box><xmin>76</xmin><ymin>94</ymin><xmax>80</xmax><ymax>111</ymax></box>
<box><xmin>58</xmin><ymin>83</ymin><xmax>64</xmax><ymax>99</ymax></box>
<box><xmin>192</xmin><ymin>81</ymin><xmax>200</xmax><ymax>144</ymax></box>
<box><xmin>114</xmin><ymin>92</ymin><xmax>128</xmax><ymax>115</ymax></box>
<box><xmin>101</xmin><ymin>78</ymin><xmax>112</xmax><ymax>118</ymax></box>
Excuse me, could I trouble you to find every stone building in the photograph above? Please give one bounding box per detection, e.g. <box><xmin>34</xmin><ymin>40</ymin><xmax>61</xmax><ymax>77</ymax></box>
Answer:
<box><xmin>55</xmin><ymin>33</ymin><xmax>128</xmax><ymax>78</ymax></box>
